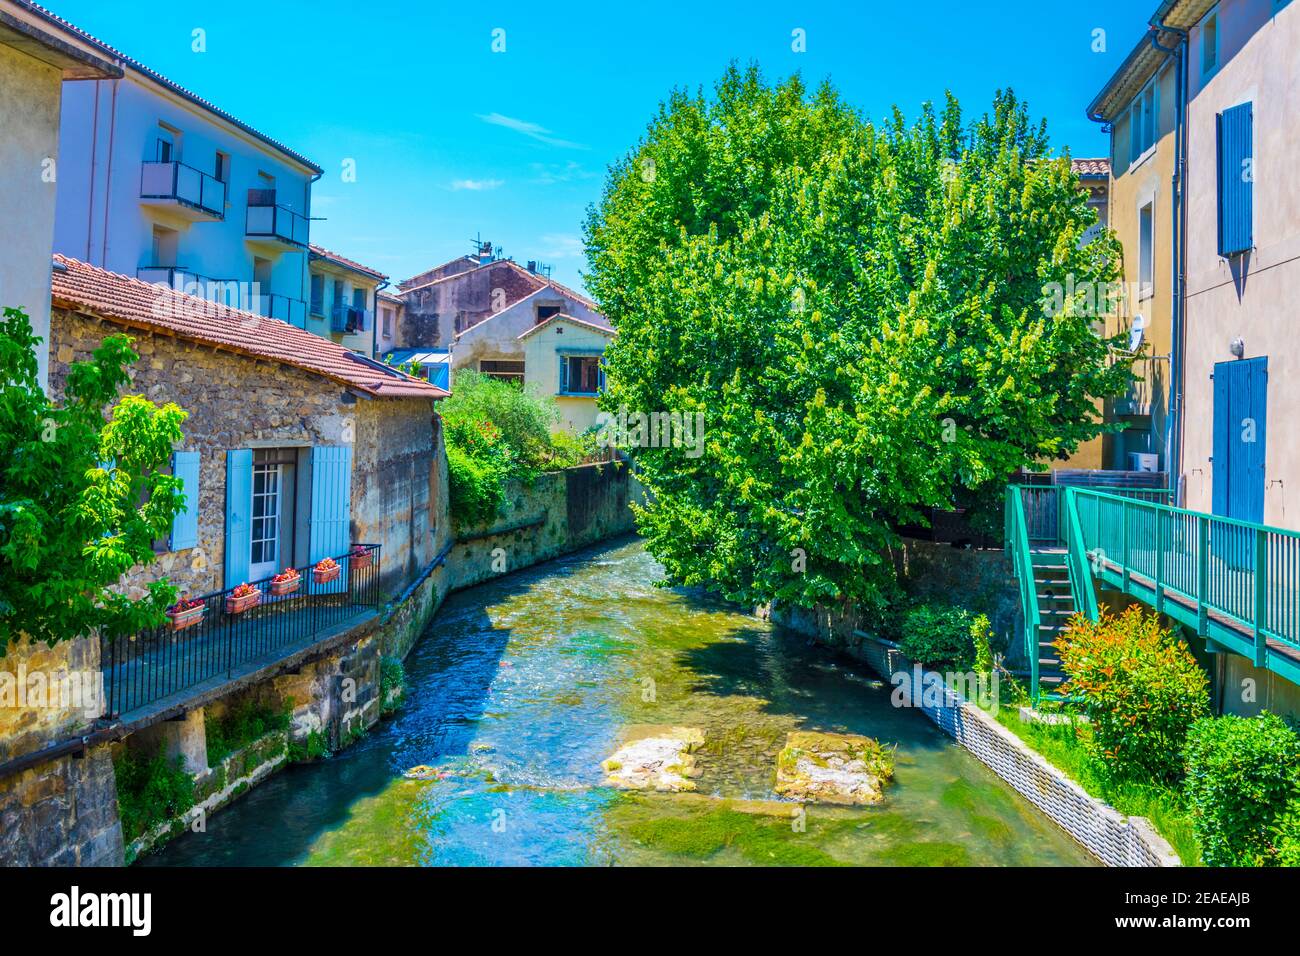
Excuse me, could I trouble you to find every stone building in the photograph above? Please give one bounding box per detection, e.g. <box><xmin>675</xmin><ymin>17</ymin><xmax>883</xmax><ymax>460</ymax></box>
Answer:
<box><xmin>47</xmin><ymin>253</ymin><xmax>450</xmax><ymax>599</ymax></box>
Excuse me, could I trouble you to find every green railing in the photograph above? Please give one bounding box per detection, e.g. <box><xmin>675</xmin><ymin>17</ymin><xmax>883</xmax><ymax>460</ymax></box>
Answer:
<box><xmin>1005</xmin><ymin>486</ymin><xmax>1044</xmax><ymax>698</ymax></box>
<box><xmin>1067</xmin><ymin>489</ymin><xmax>1300</xmax><ymax>677</ymax></box>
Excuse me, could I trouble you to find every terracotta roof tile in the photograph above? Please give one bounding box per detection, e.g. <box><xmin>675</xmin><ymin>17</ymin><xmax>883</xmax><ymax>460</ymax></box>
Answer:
<box><xmin>308</xmin><ymin>244</ymin><xmax>388</xmax><ymax>281</ymax></box>
<box><xmin>50</xmin><ymin>255</ymin><xmax>446</xmax><ymax>401</ymax></box>
<box><xmin>1071</xmin><ymin>157</ymin><xmax>1111</xmax><ymax>178</ymax></box>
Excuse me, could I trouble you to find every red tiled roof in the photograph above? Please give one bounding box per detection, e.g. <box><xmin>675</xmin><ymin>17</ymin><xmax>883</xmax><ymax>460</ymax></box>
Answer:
<box><xmin>19</xmin><ymin>2</ymin><xmax>321</xmax><ymax>174</ymax></box>
<box><xmin>517</xmin><ymin>313</ymin><xmax>615</xmax><ymax>340</ymax></box>
<box><xmin>1071</xmin><ymin>157</ymin><xmax>1111</xmax><ymax>178</ymax></box>
<box><xmin>308</xmin><ymin>244</ymin><xmax>388</xmax><ymax>282</ymax></box>
<box><xmin>50</xmin><ymin>255</ymin><xmax>446</xmax><ymax>400</ymax></box>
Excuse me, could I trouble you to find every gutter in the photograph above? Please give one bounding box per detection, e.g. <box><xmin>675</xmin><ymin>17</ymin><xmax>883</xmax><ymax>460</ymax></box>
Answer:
<box><xmin>1151</xmin><ymin>12</ymin><xmax>1190</xmax><ymax>504</ymax></box>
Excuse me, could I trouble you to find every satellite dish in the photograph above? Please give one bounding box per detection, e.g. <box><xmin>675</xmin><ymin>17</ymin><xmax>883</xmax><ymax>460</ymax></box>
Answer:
<box><xmin>1128</xmin><ymin>313</ymin><xmax>1146</xmax><ymax>353</ymax></box>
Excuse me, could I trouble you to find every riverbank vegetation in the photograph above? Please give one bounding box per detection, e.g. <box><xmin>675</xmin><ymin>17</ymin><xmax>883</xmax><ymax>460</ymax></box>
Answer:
<box><xmin>585</xmin><ymin>65</ymin><xmax>1130</xmax><ymax>615</ymax></box>
<box><xmin>441</xmin><ymin>370</ymin><xmax>600</xmax><ymax>525</ymax></box>
<box><xmin>0</xmin><ymin>307</ymin><xmax>188</xmax><ymax>651</ymax></box>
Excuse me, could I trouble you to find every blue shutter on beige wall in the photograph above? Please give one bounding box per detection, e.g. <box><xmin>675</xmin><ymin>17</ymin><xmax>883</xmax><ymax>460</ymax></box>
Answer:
<box><xmin>309</xmin><ymin>445</ymin><xmax>352</xmax><ymax>593</ymax></box>
<box><xmin>1217</xmin><ymin>102</ymin><xmax>1254</xmax><ymax>256</ymax></box>
<box><xmin>169</xmin><ymin>451</ymin><xmax>201</xmax><ymax>551</ymax></box>
<box><xmin>224</xmin><ymin>449</ymin><xmax>252</xmax><ymax>588</ymax></box>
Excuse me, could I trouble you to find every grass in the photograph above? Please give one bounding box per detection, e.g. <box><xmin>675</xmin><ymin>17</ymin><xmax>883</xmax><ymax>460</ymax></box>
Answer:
<box><xmin>995</xmin><ymin>705</ymin><xmax>1201</xmax><ymax>865</ymax></box>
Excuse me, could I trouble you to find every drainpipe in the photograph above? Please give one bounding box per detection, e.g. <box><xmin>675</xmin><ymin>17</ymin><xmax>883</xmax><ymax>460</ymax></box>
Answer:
<box><xmin>372</xmin><ymin>279</ymin><xmax>390</xmax><ymax>358</ymax></box>
<box><xmin>1151</xmin><ymin>16</ymin><xmax>1190</xmax><ymax>505</ymax></box>
<box><xmin>303</xmin><ymin>170</ymin><xmax>323</xmax><ymax>321</ymax></box>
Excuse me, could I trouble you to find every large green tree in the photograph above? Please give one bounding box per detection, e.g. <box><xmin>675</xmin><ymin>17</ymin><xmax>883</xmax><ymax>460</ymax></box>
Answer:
<box><xmin>585</xmin><ymin>65</ymin><xmax>1130</xmax><ymax>610</ymax></box>
<box><xmin>0</xmin><ymin>307</ymin><xmax>188</xmax><ymax>651</ymax></box>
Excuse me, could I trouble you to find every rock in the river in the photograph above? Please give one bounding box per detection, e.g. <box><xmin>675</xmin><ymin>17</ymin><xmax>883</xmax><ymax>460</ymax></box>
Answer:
<box><xmin>773</xmin><ymin>731</ymin><xmax>894</xmax><ymax>805</ymax></box>
<box><xmin>601</xmin><ymin>725</ymin><xmax>705</xmax><ymax>792</ymax></box>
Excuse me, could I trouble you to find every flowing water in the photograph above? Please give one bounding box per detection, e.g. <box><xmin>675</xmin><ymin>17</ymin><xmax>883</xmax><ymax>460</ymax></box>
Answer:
<box><xmin>147</xmin><ymin>537</ymin><xmax>1094</xmax><ymax>867</ymax></box>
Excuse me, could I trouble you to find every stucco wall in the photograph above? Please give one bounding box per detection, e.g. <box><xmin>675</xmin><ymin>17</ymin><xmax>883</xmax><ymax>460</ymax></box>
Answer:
<box><xmin>0</xmin><ymin>42</ymin><xmax>61</xmax><ymax>391</ymax></box>
<box><xmin>1180</xmin><ymin>0</ymin><xmax>1300</xmax><ymax>527</ymax></box>
<box><xmin>522</xmin><ymin>317</ymin><xmax>612</xmax><ymax>434</ymax></box>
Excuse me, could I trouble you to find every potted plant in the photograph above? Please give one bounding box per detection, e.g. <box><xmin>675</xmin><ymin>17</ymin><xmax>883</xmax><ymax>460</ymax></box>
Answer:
<box><xmin>348</xmin><ymin>545</ymin><xmax>374</xmax><ymax>571</ymax></box>
<box><xmin>313</xmin><ymin>556</ymin><xmax>340</xmax><ymax>585</ymax></box>
<box><xmin>225</xmin><ymin>582</ymin><xmax>262</xmax><ymax>614</ymax></box>
<box><xmin>166</xmin><ymin>597</ymin><xmax>206</xmax><ymax>632</ymax></box>
<box><xmin>270</xmin><ymin>568</ymin><xmax>301</xmax><ymax>597</ymax></box>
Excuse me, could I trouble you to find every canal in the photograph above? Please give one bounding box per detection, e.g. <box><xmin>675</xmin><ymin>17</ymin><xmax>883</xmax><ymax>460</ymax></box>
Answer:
<box><xmin>147</xmin><ymin>537</ymin><xmax>1094</xmax><ymax>866</ymax></box>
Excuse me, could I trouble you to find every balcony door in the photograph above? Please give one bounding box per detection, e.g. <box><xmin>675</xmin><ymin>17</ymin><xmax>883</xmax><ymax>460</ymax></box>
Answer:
<box><xmin>1211</xmin><ymin>357</ymin><xmax>1268</xmax><ymax>568</ymax></box>
<box><xmin>249</xmin><ymin>449</ymin><xmax>297</xmax><ymax>581</ymax></box>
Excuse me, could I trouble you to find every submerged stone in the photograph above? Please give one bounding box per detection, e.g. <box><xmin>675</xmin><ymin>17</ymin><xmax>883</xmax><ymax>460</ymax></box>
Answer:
<box><xmin>773</xmin><ymin>731</ymin><xmax>894</xmax><ymax>805</ymax></box>
<box><xmin>601</xmin><ymin>725</ymin><xmax>705</xmax><ymax>792</ymax></box>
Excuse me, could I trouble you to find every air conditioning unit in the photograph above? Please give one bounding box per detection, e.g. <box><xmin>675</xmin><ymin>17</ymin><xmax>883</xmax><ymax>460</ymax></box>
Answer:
<box><xmin>1128</xmin><ymin>452</ymin><xmax>1159</xmax><ymax>473</ymax></box>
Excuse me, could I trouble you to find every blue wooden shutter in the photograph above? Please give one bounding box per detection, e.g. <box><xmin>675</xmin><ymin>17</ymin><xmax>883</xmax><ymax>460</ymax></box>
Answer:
<box><xmin>169</xmin><ymin>450</ymin><xmax>200</xmax><ymax>551</ymax></box>
<box><xmin>224</xmin><ymin>449</ymin><xmax>252</xmax><ymax>588</ymax></box>
<box><xmin>310</xmin><ymin>445</ymin><xmax>352</xmax><ymax>593</ymax></box>
<box><xmin>558</xmin><ymin>355</ymin><xmax>568</xmax><ymax>394</ymax></box>
<box><xmin>1217</xmin><ymin>102</ymin><xmax>1253</xmax><ymax>256</ymax></box>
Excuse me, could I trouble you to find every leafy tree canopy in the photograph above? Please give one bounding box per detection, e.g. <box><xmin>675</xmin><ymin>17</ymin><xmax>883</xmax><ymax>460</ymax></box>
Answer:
<box><xmin>585</xmin><ymin>65</ymin><xmax>1130</xmax><ymax>610</ymax></box>
<box><xmin>0</xmin><ymin>307</ymin><xmax>188</xmax><ymax>651</ymax></box>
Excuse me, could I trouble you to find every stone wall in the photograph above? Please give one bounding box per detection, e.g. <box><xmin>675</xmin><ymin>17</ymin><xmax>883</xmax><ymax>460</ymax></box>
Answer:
<box><xmin>0</xmin><ymin>635</ymin><xmax>123</xmax><ymax>866</ymax></box>
<box><xmin>48</xmin><ymin>308</ymin><xmax>443</xmax><ymax>598</ymax></box>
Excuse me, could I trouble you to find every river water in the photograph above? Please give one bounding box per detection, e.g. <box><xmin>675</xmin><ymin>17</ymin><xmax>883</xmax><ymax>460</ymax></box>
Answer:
<box><xmin>147</xmin><ymin>537</ymin><xmax>1093</xmax><ymax>866</ymax></box>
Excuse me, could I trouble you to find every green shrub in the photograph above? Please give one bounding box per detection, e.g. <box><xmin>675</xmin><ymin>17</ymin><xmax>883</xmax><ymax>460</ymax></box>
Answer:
<box><xmin>970</xmin><ymin>613</ymin><xmax>994</xmax><ymax>675</ymax></box>
<box><xmin>897</xmin><ymin>604</ymin><xmax>976</xmax><ymax>669</ymax></box>
<box><xmin>440</xmin><ymin>370</ymin><xmax>555</xmax><ymax>478</ymax></box>
<box><xmin>1272</xmin><ymin>804</ymin><xmax>1300</xmax><ymax>867</ymax></box>
<box><xmin>1055</xmin><ymin>606</ymin><xmax>1208</xmax><ymax>784</ymax></box>
<box><xmin>446</xmin><ymin>441</ymin><xmax>507</xmax><ymax>526</ymax></box>
<box><xmin>1183</xmin><ymin>712</ymin><xmax>1300</xmax><ymax>866</ymax></box>
<box><xmin>113</xmin><ymin>746</ymin><xmax>195</xmax><ymax>843</ymax></box>
<box><xmin>380</xmin><ymin>656</ymin><xmax>406</xmax><ymax>717</ymax></box>
<box><xmin>205</xmin><ymin>699</ymin><xmax>291</xmax><ymax>765</ymax></box>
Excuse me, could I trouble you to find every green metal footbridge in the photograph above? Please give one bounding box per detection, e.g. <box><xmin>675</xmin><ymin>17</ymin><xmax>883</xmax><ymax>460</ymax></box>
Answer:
<box><xmin>1006</xmin><ymin>484</ymin><xmax>1300</xmax><ymax>702</ymax></box>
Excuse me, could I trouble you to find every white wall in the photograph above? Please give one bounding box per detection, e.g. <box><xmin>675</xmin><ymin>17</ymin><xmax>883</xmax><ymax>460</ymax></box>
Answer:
<box><xmin>0</xmin><ymin>42</ymin><xmax>61</xmax><ymax>390</ymax></box>
<box><xmin>54</xmin><ymin>74</ymin><xmax>316</xmax><ymax>315</ymax></box>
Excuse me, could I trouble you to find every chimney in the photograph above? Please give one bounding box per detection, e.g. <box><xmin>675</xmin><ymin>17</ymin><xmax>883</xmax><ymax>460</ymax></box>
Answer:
<box><xmin>526</xmin><ymin>260</ymin><xmax>537</xmax><ymax>273</ymax></box>
<box><xmin>478</xmin><ymin>241</ymin><xmax>494</xmax><ymax>265</ymax></box>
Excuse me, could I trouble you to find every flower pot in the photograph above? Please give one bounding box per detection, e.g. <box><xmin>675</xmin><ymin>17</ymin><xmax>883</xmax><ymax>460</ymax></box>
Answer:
<box><xmin>313</xmin><ymin>564</ymin><xmax>340</xmax><ymax>585</ymax></box>
<box><xmin>166</xmin><ymin>605</ymin><xmax>205</xmax><ymax>632</ymax></box>
<box><xmin>225</xmin><ymin>589</ymin><xmax>262</xmax><ymax>615</ymax></box>
<box><xmin>348</xmin><ymin>551</ymin><xmax>374</xmax><ymax>571</ymax></box>
<box><xmin>270</xmin><ymin>575</ymin><xmax>301</xmax><ymax>597</ymax></box>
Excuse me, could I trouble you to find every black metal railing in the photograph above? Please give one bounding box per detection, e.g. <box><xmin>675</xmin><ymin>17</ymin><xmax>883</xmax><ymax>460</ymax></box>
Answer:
<box><xmin>245</xmin><ymin>189</ymin><xmax>309</xmax><ymax>246</ymax></box>
<box><xmin>140</xmin><ymin>160</ymin><xmax>227</xmax><ymax>218</ymax></box>
<box><xmin>100</xmin><ymin>543</ymin><xmax>382</xmax><ymax>719</ymax></box>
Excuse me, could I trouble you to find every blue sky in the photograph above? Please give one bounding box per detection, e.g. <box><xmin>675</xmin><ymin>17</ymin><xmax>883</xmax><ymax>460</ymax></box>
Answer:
<box><xmin>48</xmin><ymin>0</ymin><xmax>1154</xmax><ymax>292</ymax></box>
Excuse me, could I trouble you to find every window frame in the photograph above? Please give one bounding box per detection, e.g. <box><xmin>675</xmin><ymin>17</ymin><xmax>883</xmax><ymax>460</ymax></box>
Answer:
<box><xmin>1138</xmin><ymin>200</ymin><xmax>1155</xmax><ymax>300</ymax></box>
<box><xmin>1200</xmin><ymin>6</ymin><xmax>1220</xmax><ymax>79</ymax></box>
<box><xmin>558</xmin><ymin>351</ymin><xmax>605</xmax><ymax>396</ymax></box>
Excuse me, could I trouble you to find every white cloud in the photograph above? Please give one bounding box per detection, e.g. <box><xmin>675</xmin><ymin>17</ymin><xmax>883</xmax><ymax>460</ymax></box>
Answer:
<box><xmin>538</xmin><ymin>233</ymin><xmax>585</xmax><ymax>260</ymax></box>
<box><xmin>477</xmin><ymin>112</ymin><xmax>588</xmax><ymax>150</ymax></box>
<box><xmin>451</xmin><ymin>178</ymin><xmax>504</xmax><ymax>191</ymax></box>
<box><xmin>530</xmin><ymin>161</ymin><xmax>600</xmax><ymax>185</ymax></box>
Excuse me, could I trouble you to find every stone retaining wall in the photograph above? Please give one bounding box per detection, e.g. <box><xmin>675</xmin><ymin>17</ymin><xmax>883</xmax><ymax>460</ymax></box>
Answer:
<box><xmin>769</xmin><ymin>604</ymin><xmax>1180</xmax><ymax>867</ymax></box>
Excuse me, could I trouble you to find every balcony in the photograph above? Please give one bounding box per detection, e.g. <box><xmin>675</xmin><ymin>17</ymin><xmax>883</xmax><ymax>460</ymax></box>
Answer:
<box><xmin>331</xmin><ymin>301</ymin><xmax>371</xmax><ymax>335</ymax></box>
<box><xmin>139</xmin><ymin>160</ymin><xmax>226</xmax><ymax>221</ymax></box>
<box><xmin>245</xmin><ymin>189</ymin><xmax>309</xmax><ymax>248</ymax></box>
<box><xmin>254</xmin><ymin>291</ymin><xmax>307</xmax><ymax>328</ymax></box>
<box><xmin>137</xmin><ymin>266</ymin><xmax>241</xmax><ymax>305</ymax></box>
<box><xmin>100</xmin><ymin>544</ymin><xmax>381</xmax><ymax>721</ymax></box>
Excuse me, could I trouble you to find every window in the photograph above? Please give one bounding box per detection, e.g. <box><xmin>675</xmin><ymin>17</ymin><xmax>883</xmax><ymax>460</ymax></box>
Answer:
<box><xmin>382</xmin><ymin>306</ymin><xmax>393</xmax><ymax>338</ymax></box>
<box><xmin>536</xmin><ymin>304</ymin><xmax>563</xmax><ymax>325</ymax></box>
<box><xmin>154</xmin><ymin>123</ymin><xmax>179</xmax><ymax>163</ymax></box>
<box><xmin>215</xmin><ymin>151</ymin><xmax>230</xmax><ymax>183</ymax></box>
<box><xmin>1201</xmin><ymin>9</ymin><xmax>1219</xmax><ymax>77</ymax></box>
<box><xmin>151</xmin><ymin>225</ymin><xmax>178</xmax><ymax>267</ymax></box>
<box><xmin>310</xmin><ymin>274</ymin><xmax>324</xmax><ymax>315</ymax></box>
<box><xmin>1217</xmin><ymin>102</ymin><xmax>1254</xmax><ymax>256</ymax></box>
<box><xmin>480</xmin><ymin>360</ymin><xmax>525</xmax><ymax>383</ymax></box>
<box><xmin>1128</xmin><ymin>81</ymin><xmax>1157</xmax><ymax>163</ymax></box>
<box><xmin>352</xmin><ymin>287</ymin><xmax>366</xmax><ymax>309</ymax></box>
<box><xmin>560</xmin><ymin>354</ymin><xmax>602</xmax><ymax>395</ymax></box>
<box><xmin>1138</xmin><ymin>201</ymin><xmax>1154</xmax><ymax>299</ymax></box>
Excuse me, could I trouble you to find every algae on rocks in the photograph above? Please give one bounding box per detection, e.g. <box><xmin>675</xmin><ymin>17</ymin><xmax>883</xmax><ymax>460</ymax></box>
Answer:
<box><xmin>774</xmin><ymin>731</ymin><xmax>894</xmax><ymax>805</ymax></box>
<box><xmin>601</xmin><ymin>725</ymin><xmax>705</xmax><ymax>792</ymax></box>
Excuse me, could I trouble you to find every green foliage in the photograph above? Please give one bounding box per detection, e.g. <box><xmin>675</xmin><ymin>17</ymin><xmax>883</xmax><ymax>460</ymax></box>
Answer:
<box><xmin>113</xmin><ymin>746</ymin><xmax>195</xmax><ymax>844</ymax></box>
<box><xmin>584</xmin><ymin>65</ymin><xmax>1129</xmax><ymax>609</ymax></box>
<box><xmin>970</xmin><ymin>613</ymin><xmax>994</xmax><ymax>675</ymax></box>
<box><xmin>995</xmin><ymin>706</ymin><xmax>1200</xmax><ymax>864</ymax></box>
<box><xmin>380</xmin><ymin>655</ymin><xmax>406</xmax><ymax>716</ymax></box>
<box><xmin>445</xmin><ymin>435</ymin><xmax>509</xmax><ymax>526</ymax></box>
<box><xmin>0</xmin><ymin>307</ymin><xmax>188</xmax><ymax>651</ymax></box>
<box><xmin>1183</xmin><ymin>713</ymin><xmax>1300</xmax><ymax>867</ymax></box>
<box><xmin>1055</xmin><ymin>607</ymin><xmax>1209</xmax><ymax>785</ymax></box>
<box><xmin>1272</xmin><ymin>804</ymin><xmax>1300</xmax><ymax>867</ymax></box>
<box><xmin>897</xmin><ymin>603</ymin><xmax>976</xmax><ymax>669</ymax></box>
<box><xmin>288</xmin><ymin>729</ymin><xmax>330</xmax><ymax>763</ymax></box>
<box><xmin>204</xmin><ymin>699</ymin><xmax>291</xmax><ymax>765</ymax></box>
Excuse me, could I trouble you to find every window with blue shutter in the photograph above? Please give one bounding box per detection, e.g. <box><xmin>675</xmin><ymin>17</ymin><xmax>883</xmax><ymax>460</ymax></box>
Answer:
<box><xmin>224</xmin><ymin>449</ymin><xmax>253</xmax><ymax>588</ymax></box>
<box><xmin>1217</xmin><ymin>102</ymin><xmax>1253</xmax><ymax>256</ymax></box>
<box><xmin>169</xmin><ymin>450</ymin><xmax>200</xmax><ymax>551</ymax></box>
<box><xmin>309</xmin><ymin>445</ymin><xmax>352</xmax><ymax>593</ymax></box>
